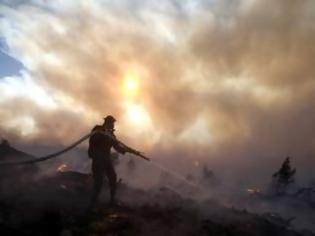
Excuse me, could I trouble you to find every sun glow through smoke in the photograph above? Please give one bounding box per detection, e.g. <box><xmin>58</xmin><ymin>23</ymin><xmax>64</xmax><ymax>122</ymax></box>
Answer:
<box><xmin>123</xmin><ymin>72</ymin><xmax>140</xmax><ymax>98</ymax></box>
<box><xmin>118</xmin><ymin>68</ymin><xmax>160</xmax><ymax>147</ymax></box>
<box><xmin>121</xmin><ymin>70</ymin><xmax>150</xmax><ymax>128</ymax></box>
<box><xmin>125</xmin><ymin>103</ymin><xmax>151</xmax><ymax>126</ymax></box>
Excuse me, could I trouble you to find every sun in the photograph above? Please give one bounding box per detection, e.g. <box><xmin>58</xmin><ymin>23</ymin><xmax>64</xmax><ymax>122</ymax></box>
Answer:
<box><xmin>121</xmin><ymin>70</ymin><xmax>153</xmax><ymax>131</ymax></box>
<box><xmin>123</xmin><ymin>72</ymin><xmax>140</xmax><ymax>97</ymax></box>
<box><xmin>125</xmin><ymin>103</ymin><xmax>151</xmax><ymax>126</ymax></box>
<box><xmin>125</xmin><ymin>76</ymin><xmax>138</xmax><ymax>91</ymax></box>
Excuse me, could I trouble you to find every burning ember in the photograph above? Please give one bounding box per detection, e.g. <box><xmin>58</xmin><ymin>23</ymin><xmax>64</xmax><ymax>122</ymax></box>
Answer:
<box><xmin>57</xmin><ymin>164</ymin><xmax>68</xmax><ymax>172</ymax></box>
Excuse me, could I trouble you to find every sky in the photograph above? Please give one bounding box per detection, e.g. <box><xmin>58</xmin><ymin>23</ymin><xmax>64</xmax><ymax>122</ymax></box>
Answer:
<box><xmin>0</xmin><ymin>48</ymin><xmax>24</xmax><ymax>78</ymax></box>
<box><xmin>0</xmin><ymin>0</ymin><xmax>315</xmax><ymax>183</ymax></box>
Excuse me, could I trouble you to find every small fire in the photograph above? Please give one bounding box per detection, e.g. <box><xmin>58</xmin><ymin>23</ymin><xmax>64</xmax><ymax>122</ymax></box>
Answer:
<box><xmin>57</xmin><ymin>164</ymin><xmax>67</xmax><ymax>172</ymax></box>
<box><xmin>247</xmin><ymin>188</ymin><xmax>261</xmax><ymax>194</ymax></box>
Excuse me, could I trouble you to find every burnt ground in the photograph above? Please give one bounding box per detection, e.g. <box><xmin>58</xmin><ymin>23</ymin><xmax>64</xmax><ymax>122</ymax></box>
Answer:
<box><xmin>0</xmin><ymin>170</ymin><xmax>314</xmax><ymax>236</ymax></box>
<box><xmin>0</xmin><ymin>142</ymin><xmax>315</xmax><ymax>236</ymax></box>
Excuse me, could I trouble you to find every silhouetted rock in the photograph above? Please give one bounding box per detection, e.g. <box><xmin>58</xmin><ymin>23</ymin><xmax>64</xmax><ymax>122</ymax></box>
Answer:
<box><xmin>0</xmin><ymin>140</ymin><xmax>39</xmax><ymax>184</ymax></box>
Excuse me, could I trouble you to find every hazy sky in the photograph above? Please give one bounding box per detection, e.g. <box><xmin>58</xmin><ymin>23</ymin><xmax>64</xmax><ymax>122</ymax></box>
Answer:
<box><xmin>0</xmin><ymin>0</ymin><xmax>314</xmax><ymax>180</ymax></box>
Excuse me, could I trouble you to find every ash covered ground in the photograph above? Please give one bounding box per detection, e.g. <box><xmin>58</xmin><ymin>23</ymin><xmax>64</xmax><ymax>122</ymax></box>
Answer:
<box><xmin>1</xmin><ymin>141</ymin><xmax>315</xmax><ymax>236</ymax></box>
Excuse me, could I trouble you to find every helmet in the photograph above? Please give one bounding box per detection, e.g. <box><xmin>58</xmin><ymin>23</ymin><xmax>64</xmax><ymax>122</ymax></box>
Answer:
<box><xmin>104</xmin><ymin>115</ymin><xmax>116</xmax><ymax>125</ymax></box>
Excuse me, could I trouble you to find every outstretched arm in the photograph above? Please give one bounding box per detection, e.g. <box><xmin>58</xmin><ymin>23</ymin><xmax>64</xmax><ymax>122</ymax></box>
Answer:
<box><xmin>112</xmin><ymin>140</ymin><xmax>127</xmax><ymax>154</ymax></box>
<box><xmin>115</xmin><ymin>141</ymin><xmax>150</xmax><ymax>161</ymax></box>
<box><xmin>97</xmin><ymin>130</ymin><xmax>150</xmax><ymax>161</ymax></box>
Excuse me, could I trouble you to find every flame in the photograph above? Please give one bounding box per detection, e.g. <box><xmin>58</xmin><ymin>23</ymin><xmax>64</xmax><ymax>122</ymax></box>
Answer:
<box><xmin>57</xmin><ymin>164</ymin><xmax>67</xmax><ymax>172</ymax></box>
<box><xmin>247</xmin><ymin>188</ymin><xmax>261</xmax><ymax>194</ymax></box>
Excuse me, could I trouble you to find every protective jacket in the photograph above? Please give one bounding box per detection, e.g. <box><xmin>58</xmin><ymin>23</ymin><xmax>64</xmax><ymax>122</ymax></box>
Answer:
<box><xmin>88</xmin><ymin>125</ymin><xmax>126</xmax><ymax>158</ymax></box>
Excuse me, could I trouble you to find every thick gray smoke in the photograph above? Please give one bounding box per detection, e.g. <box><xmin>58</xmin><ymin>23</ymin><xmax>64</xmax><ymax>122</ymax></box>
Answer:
<box><xmin>0</xmin><ymin>0</ymin><xmax>314</xmax><ymax>195</ymax></box>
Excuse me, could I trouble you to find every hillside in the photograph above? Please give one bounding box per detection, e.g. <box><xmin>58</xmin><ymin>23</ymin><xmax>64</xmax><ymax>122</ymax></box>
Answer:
<box><xmin>0</xmin><ymin>167</ymin><xmax>314</xmax><ymax>236</ymax></box>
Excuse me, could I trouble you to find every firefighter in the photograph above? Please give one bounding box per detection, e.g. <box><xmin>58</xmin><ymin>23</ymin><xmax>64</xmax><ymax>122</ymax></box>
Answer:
<box><xmin>88</xmin><ymin>115</ymin><xmax>127</xmax><ymax>207</ymax></box>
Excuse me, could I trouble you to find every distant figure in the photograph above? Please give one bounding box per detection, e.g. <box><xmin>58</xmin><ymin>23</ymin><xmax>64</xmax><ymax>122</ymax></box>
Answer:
<box><xmin>88</xmin><ymin>115</ymin><xmax>127</xmax><ymax>207</ymax></box>
<box><xmin>272</xmin><ymin>157</ymin><xmax>296</xmax><ymax>195</ymax></box>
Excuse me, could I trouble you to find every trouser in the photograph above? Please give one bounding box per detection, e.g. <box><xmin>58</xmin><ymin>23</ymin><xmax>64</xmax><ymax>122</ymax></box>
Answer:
<box><xmin>90</xmin><ymin>154</ymin><xmax>117</xmax><ymax>206</ymax></box>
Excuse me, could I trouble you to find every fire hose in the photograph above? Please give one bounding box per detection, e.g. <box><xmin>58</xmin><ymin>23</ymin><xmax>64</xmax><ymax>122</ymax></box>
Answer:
<box><xmin>0</xmin><ymin>131</ymin><xmax>149</xmax><ymax>167</ymax></box>
<box><xmin>0</xmin><ymin>131</ymin><xmax>205</xmax><ymax>194</ymax></box>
